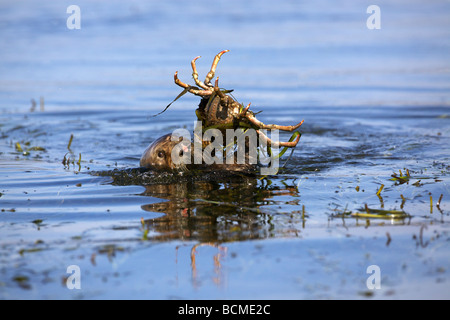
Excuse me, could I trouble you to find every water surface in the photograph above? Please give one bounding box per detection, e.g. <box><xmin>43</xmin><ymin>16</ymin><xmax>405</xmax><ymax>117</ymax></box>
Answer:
<box><xmin>1</xmin><ymin>0</ymin><xmax>449</xmax><ymax>299</ymax></box>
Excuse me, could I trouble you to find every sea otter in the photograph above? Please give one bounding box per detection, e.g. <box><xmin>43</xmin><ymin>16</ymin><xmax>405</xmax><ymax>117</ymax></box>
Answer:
<box><xmin>140</xmin><ymin>133</ymin><xmax>190</xmax><ymax>171</ymax></box>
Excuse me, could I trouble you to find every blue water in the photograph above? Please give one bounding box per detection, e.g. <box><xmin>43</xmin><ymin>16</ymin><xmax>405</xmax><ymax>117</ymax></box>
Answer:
<box><xmin>0</xmin><ymin>0</ymin><xmax>449</xmax><ymax>299</ymax></box>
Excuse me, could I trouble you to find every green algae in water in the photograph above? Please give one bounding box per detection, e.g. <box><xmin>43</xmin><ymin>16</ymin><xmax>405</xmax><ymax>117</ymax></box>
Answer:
<box><xmin>14</xmin><ymin>141</ymin><xmax>46</xmax><ymax>156</ymax></box>
<box><xmin>331</xmin><ymin>204</ymin><xmax>411</xmax><ymax>220</ymax></box>
<box><xmin>352</xmin><ymin>207</ymin><xmax>410</xmax><ymax>220</ymax></box>
<box><xmin>18</xmin><ymin>248</ymin><xmax>45</xmax><ymax>255</ymax></box>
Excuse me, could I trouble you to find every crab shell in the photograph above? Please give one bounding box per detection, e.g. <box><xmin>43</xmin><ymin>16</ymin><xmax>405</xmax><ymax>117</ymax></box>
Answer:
<box><xmin>196</xmin><ymin>95</ymin><xmax>243</xmax><ymax>129</ymax></box>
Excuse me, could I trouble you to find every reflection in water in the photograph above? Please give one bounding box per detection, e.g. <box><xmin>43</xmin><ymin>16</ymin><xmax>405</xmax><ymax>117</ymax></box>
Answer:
<box><xmin>128</xmin><ymin>168</ymin><xmax>304</xmax><ymax>242</ymax></box>
<box><xmin>110</xmin><ymin>171</ymin><xmax>305</xmax><ymax>289</ymax></box>
<box><xmin>175</xmin><ymin>243</ymin><xmax>227</xmax><ymax>288</ymax></box>
<box><xmin>140</xmin><ymin>176</ymin><xmax>280</xmax><ymax>242</ymax></box>
<box><xmin>100</xmin><ymin>167</ymin><xmax>305</xmax><ymax>242</ymax></box>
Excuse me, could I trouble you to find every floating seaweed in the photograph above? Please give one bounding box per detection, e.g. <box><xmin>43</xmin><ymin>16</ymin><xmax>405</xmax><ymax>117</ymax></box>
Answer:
<box><xmin>14</xmin><ymin>141</ymin><xmax>46</xmax><ymax>156</ymax></box>
<box><xmin>352</xmin><ymin>205</ymin><xmax>410</xmax><ymax>220</ymax></box>
<box><xmin>390</xmin><ymin>169</ymin><xmax>411</xmax><ymax>184</ymax></box>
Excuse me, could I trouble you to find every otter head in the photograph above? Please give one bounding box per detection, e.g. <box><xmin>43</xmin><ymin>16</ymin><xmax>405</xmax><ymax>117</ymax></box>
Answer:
<box><xmin>140</xmin><ymin>133</ymin><xmax>190</xmax><ymax>171</ymax></box>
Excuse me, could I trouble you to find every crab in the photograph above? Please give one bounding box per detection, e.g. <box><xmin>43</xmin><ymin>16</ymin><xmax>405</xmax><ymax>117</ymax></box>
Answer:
<box><xmin>173</xmin><ymin>50</ymin><xmax>304</xmax><ymax>148</ymax></box>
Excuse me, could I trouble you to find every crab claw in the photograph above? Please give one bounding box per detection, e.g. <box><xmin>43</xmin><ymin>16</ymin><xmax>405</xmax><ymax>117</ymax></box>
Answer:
<box><xmin>205</xmin><ymin>50</ymin><xmax>229</xmax><ymax>86</ymax></box>
<box><xmin>191</xmin><ymin>56</ymin><xmax>210</xmax><ymax>90</ymax></box>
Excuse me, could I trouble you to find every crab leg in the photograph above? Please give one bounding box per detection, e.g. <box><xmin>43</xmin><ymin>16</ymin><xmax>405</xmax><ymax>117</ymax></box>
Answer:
<box><xmin>204</xmin><ymin>50</ymin><xmax>229</xmax><ymax>86</ymax></box>
<box><xmin>213</xmin><ymin>77</ymin><xmax>226</xmax><ymax>99</ymax></box>
<box><xmin>246</xmin><ymin>114</ymin><xmax>304</xmax><ymax>131</ymax></box>
<box><xmin>174</xmin><ymin>71</ymin><xmax>212</xmax><ymax>96</ymax></box>
<box><xmin>238</xmin><ymin>103</ymin><xmax>251</xmax><ymax>118</ymax></box>
<box><xmin>257</xmin><ymin>129</ymin><xmax>301</xmax><ymax>147</ymax></box>
<box><xmin>191</xmin><ymin>56</ymin><xmax>210</xmax><ymax>90</ymax></box>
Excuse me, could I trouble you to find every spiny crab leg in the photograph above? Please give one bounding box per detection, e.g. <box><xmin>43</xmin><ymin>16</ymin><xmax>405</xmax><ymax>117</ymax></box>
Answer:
<box><xmin>174</xmin><ymin>71</ymin><xmax>212</xmax><ymax>96</ymax></box>
<box><xmin>191</xmin><ymin>56</ymin><xmax>210</xmax><ymax>90</ymax></box>
<box><xmin>257</xmin><ymin>129</ymin><xmax>301</xmax><ymax>148</ymax></box>
<box><xmin>246</xmin><ymin>114</ymin><xmax>304</xmax><ymax>132</ymax></box>
<box><xmin>204</xmin><ymin>49</ymin><xmax>229</xmax><ymax>86</ymax></box>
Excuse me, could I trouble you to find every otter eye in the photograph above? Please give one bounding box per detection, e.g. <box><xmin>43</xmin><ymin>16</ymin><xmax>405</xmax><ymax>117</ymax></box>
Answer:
<box><xmin>157</xmin><ymin>150</ymin><xmax>165</xmax><ymax>158</ymax></box>
<box><xmin>179</xmin><ymin>150</ymin><xmax>184</xmax><ymax>157</ymax></box>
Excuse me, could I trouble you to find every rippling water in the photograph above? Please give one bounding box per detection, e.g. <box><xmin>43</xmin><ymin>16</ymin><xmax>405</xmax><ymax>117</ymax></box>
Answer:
<box><xmin>1</xmin><ymin>0</ymin><xmax>449</xmax><ymax>299</ymax></box>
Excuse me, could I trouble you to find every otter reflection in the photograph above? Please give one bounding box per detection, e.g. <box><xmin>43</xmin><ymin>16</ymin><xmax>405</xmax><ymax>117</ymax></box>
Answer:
<box><xmin>140</xmin><ymin>177</ymin><xmax>297</xmax><ymax>242</ymax></box>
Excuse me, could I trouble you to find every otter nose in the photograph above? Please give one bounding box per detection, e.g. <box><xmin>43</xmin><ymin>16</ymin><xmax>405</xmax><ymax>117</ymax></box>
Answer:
<box><xmin>182</xmin><ymin>144</ymin><xmax>190</xmax><ymax>153</ymax></box>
